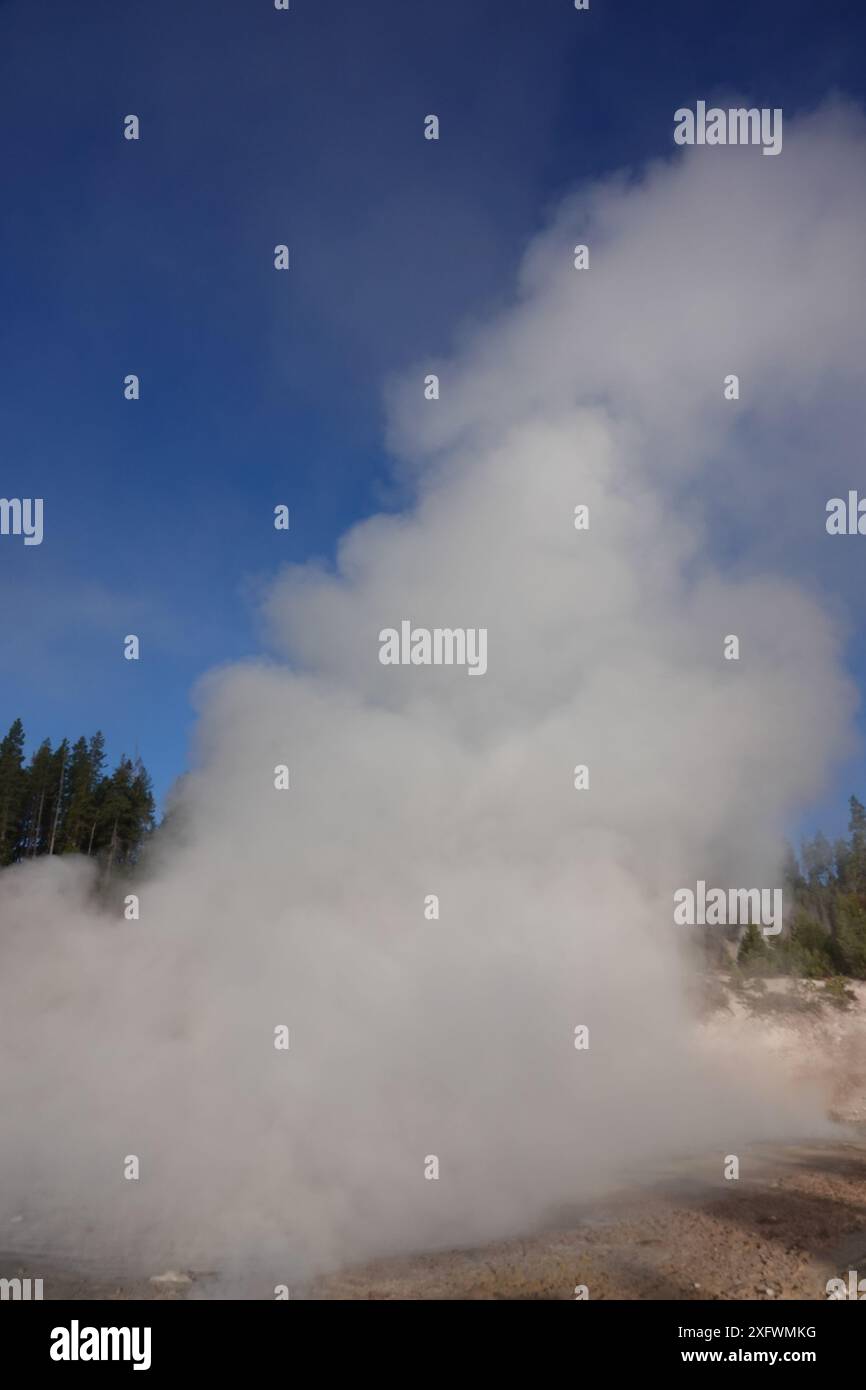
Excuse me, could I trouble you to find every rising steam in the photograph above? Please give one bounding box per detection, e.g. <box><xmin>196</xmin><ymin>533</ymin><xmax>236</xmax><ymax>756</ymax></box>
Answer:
<box><xmin>2</xmin><ymin>103</ymin><xmax>865</xmax><ymax>1289</ymax></box>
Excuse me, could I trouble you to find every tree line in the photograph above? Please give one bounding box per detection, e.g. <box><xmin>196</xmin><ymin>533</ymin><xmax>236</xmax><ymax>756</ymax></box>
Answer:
<box><xmin>738</xmin><ymin>795</ymin><xmax>866</xmax><ymax>978</ymax></box>
<box><xmin>2</xmin><ymin>710</ymin><xmax>866</xmax><ymax>981</ymax></box>
<box><xmin>0</xmin><ymin>718</ymin><xmax>155</xmax><ymax>869</ymax></box>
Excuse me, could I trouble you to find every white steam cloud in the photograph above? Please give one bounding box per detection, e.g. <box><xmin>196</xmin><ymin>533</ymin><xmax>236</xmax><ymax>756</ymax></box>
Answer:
<box><xmin>2</xmin><ymin>103</ymin><xmax>865</xmax><ymax>1289</ymax></box>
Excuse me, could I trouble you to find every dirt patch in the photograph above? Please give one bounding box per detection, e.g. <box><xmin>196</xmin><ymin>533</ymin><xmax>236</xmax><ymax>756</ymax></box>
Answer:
<box><xmin>5</xmin><ymin>980</ymin><xmax>864</xmax><ymax>1300</ymax></box>
<box><xmin>312</xmin><ymin>1138</ymin><xmax>866</xmax><ymax>1300</ymax></box>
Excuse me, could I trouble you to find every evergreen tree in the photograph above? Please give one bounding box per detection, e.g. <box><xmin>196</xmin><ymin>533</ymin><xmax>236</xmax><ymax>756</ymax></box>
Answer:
<box><xmin>836</xmin><ymin>895</ymin><xmax>866</xmax><ymax>978</ymax></box>
<box><xmin>128</xmin><ymin>758</ymin><xmax>156</xmax><ymax>855</ymax></box>
<box><xmin>0</xmin><ymin>718</ymin><xmax>26</xmax><ymax>865</ymax></box>
<box><xmin>94</xmin><ymin>754</ymin><xmax>155</xmax><ymax>868</ymax></box>
<box><xmin>781</xmin><ymin>839</ymin><xmax>804</xmax><ymax>904</ymax></box>
<box><xmin>21</xmin><ymin>738</ymin><xmax>54</xmax><ymax>858</ymax></box>
<box><xmin>84</xmin><ymin>732</ymin><xmax>107</xmax><ymax>855</ymax></box>
<box><xmin>45</xmin><ymin>739</ymin><xmax>69</xmax><ymax>856</ymax></box>
<box><xmin>737</xmin><ymin>922</ymin><xmax>770</xmax><ymax>973</ymax></box>
<box><xmin>848</xmin><ymin>795</ymin><xmax>866</xmax><ymax>893</ymax></box>
<box><xmin>800</xmin><ymin>831</ymin><xmax>836</xmax><ymax>935</ymax></box>
<box><xmin>801</xmin><ymin>831</ymin><xmax>834</xmax><ymax>886</ymax></box>
<box><xmin>0</xmin><ymin>724</ymin><xmax>154</xmax><ymax>868</ymax></box>
<box><xmin>833</xmin><ymin>837</ymin><xmax>851</xmax><ymax>892</ymax></box>
<box><xmin>62</xmin><ymin>737</ymin><xmax>99</xmax><ymax>854</ymax></box>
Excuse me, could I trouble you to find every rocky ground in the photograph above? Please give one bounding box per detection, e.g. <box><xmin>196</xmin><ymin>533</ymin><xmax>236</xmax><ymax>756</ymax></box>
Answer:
<box><xmin>4</xmin><ymin>976</ymin><xmax>865</xmax><ymax>1300</ymax></box>
<box><xmin>315</xmin><ymin>1137</ymin><xmax>866</xmax><ymax>1299</ymax></box>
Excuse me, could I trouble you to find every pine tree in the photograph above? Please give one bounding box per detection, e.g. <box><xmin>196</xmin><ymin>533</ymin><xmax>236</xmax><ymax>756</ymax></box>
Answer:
<box><xmin>93</xmin><ymin>754</ymin><xmax>154</xmax><ymax>868</ymax></box>
<box><xmin>90</xmin><ymin>757</ymin><xmax>129</xmax><ymax>866</ymax></box>
<box><xmin>781</xmin><ymin>840</ymin><xmax>803</xmax><ymax>896</ymax></box>
<box><xmin>127</xmin><ymin>758</ymin><xmax>156</xmax><ymax>858</ymax></box>
<box><xmin>737</xmin><ymin>922</ymin><xmax>770</xmax><ymax>973</ymax></box>
<box><xmin>46</xmin><ymin>739</ymin><xmax>69</xmax><ymax>855</ymax></box>
<box><xmin>801</xmin><ymin>831</ymin><xmax>836</xmax><ymax>935</ymax></box>
<box><xmin>21</xmin><ymin>739</ymin><xmax>54</xmax><ymax>858</ymax></box>
<box><xmin>836</xmin><ymin>896</ymin><xmax>866</xmax><ymax>978</ymax></box>
<box><xmin>62</xmin><ymin>737</ymin><xmax>98</xmax><ymax>854</ymax></box>
<box><xmin>0</xmin><ymin>725</ymin><xmax>155</xmax><ymax>869</ymax></box>
<box><xmin>0</xmin><ymin>718</ymin><xmax>26</xmax><ymax>865</ymax></box>
<box><xmin>85</xmin><ymin>731</ymin><xmax>107</xmax><ymax>855</ymax></box>
<box><xmin>833</xmin><ymin>837</ymin><xmax>851</xmax><ymax>892</ymax></box>
<box><xmin>848</xmin><ymin>795</ymin><xmax>866</xmax><ymax>893</ymax></box>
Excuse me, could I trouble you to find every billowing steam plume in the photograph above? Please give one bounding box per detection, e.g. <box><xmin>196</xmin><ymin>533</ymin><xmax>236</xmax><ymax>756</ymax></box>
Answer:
<box><xmin>2</xmin><ymin>103</ymin><xmax>865</xmax><ymax>1289</ymax></box>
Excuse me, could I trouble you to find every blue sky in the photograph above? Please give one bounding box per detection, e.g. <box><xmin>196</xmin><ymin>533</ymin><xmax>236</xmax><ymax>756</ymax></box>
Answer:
<box><xmin>2</xmin><ymin>0</ymin><xmax>865</xmax><ymax>842</ymax></box>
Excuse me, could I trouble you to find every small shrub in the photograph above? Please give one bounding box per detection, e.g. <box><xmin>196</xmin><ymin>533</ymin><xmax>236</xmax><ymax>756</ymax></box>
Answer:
<box><xmin>820</xmin><ymin>975</ymin><xmax>857</xmax><ymax>1011</ymax></box>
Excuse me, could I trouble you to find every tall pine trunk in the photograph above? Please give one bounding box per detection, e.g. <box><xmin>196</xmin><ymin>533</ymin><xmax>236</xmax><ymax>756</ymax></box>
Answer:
<box><xmin>48</xmin><ymin>746</ymin><xmax>67</xmax><ymax>855</ymax></box>
<box><xmin>30</xmin><ymin>788</ymin><xmax>45</xmax><ymax>857</ymax></box>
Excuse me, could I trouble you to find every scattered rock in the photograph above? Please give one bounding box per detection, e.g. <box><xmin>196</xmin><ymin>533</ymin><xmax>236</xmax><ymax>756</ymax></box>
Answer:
<box><xmin>149</xmin><ymin>1270</ymin><xmax>192</xmax><ymax>1288</ymax></box>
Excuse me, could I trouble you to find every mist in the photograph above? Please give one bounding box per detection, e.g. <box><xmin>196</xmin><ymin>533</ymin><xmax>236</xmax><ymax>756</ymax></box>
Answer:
<box><xmin>2</xmin><ymin>103</ymin><xmax>865</xmax><ymax>1290</ymax></box>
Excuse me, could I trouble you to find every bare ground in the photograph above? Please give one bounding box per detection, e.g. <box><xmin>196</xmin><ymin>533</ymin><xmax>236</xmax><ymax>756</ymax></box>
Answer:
<box><xmin>3</xmin><ymin>1135</ymin><xmax>864</xmax><ymax>1300</ymax></box>
<box><xmin>315</xmin><ymin>1137</ymin><xmax>866</xmax><ymax>1299</ymax></box>
<box><xmin>4</xmin><ymin>978</ymin><xmax>865</xmax><ymax>1300</ymax></box>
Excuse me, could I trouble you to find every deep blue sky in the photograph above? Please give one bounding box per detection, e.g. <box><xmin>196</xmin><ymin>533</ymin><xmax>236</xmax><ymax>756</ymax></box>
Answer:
<box><xmin>1</xmin><ymin>0</ymin><xmax>865</xmax><ymax>843</ymax></box>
